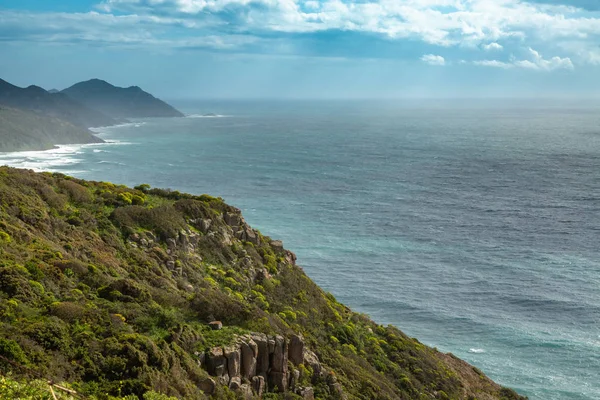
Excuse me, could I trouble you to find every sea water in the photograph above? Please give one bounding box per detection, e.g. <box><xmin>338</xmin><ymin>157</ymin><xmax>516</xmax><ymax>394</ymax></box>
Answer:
<box><xmin>2</xmin><ymin>100</ymin><xmax>599</xmax><ymax>399</ymax></box>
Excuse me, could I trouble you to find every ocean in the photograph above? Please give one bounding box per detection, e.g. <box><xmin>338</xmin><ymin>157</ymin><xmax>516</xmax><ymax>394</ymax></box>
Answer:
<box><xmin>1</xmin><ymin>100</ymin><xmax>599</xmax><ymax>399</ymax></box>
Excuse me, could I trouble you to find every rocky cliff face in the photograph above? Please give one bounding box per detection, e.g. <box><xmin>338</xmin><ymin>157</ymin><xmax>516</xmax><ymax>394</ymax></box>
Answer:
<box><xmin>198</xmin><ymin>333</ymin><xmax>322</xmax><ymax>399</ymax></box>
<box><xmin>0</xmin><ymin>168</ymin><xmax>526</xmax><ymax>400</ymax></box>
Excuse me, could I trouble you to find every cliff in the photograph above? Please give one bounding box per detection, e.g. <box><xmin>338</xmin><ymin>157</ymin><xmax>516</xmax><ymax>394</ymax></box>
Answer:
<box><xmin>0</xmin><ymin>107</ymin><xmax>104</xmax><ymax>152</ymax></box>
<box><xmin>61</xmin><ymin>79</ymin><xmax>184</xmax><ymax>119</ymax></box>
<box><xmin>0</xmin><ymin>167</ymin><xmax>526</xmax><ymax>400</ymax></box>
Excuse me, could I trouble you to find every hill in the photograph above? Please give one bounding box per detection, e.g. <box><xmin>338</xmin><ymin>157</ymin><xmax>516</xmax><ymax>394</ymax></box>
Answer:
<box><xmin>0</xmin><ymin>167</ymin><xmax>526</xmax><ymax>400</ymax></box>
<box><xmin>0</xmin><ymin>79</ymin><xmax>116</xmax><ymax>128</ymax></box>
<box><xmin>0</xmin><ymin>107</ymin><xmax>103</xmax><ymax>152</ymax></box>
<box><xmin>62</xmin><ymin>79</ymin><xmax>184</xmax><ymax>119</ymax></box>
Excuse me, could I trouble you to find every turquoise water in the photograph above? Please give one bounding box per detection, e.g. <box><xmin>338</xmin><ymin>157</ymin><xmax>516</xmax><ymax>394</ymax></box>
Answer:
<box><xmin>2</xmin><ymin>100</ymin><xmax>600</xmax><ymax>399</ymax></box>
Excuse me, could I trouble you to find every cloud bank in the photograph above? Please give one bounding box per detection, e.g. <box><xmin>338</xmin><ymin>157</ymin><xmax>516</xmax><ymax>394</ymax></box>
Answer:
<box><xmin>1</xmin><ymin>0</ymin><xmax>599</xmax><ymax>69</ymax></box>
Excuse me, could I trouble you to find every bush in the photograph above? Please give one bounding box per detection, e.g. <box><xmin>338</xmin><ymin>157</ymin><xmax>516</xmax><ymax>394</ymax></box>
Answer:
<box><xmin>0</xmin><ymin>338</ymin><xmax>29</xmax><ymax>368</ymax></box>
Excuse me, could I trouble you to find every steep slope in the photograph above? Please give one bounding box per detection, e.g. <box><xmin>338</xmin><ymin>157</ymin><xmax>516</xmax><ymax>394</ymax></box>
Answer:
<box><xmin>0</xmin><ymin>107</ymin><xmax>104</xmax><ymax>152</ymax></box>
<box><xmin>0</xmin><ymin>79</ymin><xmax>117</xmax><ymax>128</ymax></box>
<box><xmin>62</xmin><ymin>79</ymin><xmax>184</xmax><ymax>119</ymax></box>
<box><xmin>0</xmin><ymin>167</ymin><xmax>526</xmax><ymax>400</ymax></box>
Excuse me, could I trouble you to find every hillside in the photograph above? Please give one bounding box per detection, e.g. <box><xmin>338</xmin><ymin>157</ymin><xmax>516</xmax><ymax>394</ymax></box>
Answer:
<box><xmin>0</xmin><ymin>167</ymin><xmax>525</xmax><ymax>400</ymax></box>
<box><xmin>0</xmin><ymin>107</ymin><xmax>104</xmax><ymax>152</ymax></box>
<box><xmin>0</xmin><ymin>79</ymin><xmax>116</xmax><ymax>128</ymax></box>
<box><xmin>62</xmin><ymin>79</ymin><xmax>184</xmax><ymax>119</ymax></box>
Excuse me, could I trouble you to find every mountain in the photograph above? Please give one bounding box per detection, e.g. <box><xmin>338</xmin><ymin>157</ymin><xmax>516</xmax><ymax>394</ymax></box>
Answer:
<box><xmin>0</xmin><ymin>79</ymin><xmax>117</xmax><ymax>128</ymax></box>
<box><xmin>62</xmin><ymin>79</ymin><xmax>184</xmax><ymax>119</ymax></box>
<box><xmin>0</xmin><ymin>167</ymin><xmax>526</xmax><ymax>400</ymax></box>
<box><xmin>0</xmin><ymin>106</ymin><xmax>103</xmax><ymax>152</ymax></box>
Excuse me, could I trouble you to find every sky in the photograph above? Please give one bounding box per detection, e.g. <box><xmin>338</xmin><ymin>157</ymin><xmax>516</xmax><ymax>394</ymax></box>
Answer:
<box><xmin>1</xmin><ymin>0</ymin><xmax>600</xmax><ymax>98</ymax></box>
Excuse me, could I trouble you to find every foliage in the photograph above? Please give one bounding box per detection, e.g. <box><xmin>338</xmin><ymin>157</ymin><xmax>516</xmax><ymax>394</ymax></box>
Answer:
<box><xmin>0</xmin><ymin>167</ymin><xmax>525</xmax><ymax>400</ymax></box>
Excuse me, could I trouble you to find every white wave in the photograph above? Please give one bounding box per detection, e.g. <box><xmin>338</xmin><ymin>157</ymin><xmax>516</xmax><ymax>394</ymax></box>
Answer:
<box><xmin>186</xmin><ymin>114</ymin><xmax>227</xmax><ymax>118</ymax></box>
<box><xmin>468</xmin><ymin>348</ymin><xmax>486</xmax><ymax>354</ymax></box>
<box><xmin>90</xmin><ymin>121</ymin><xmax>146</xmax><ymax>134</ymax></box>
<box><xmin>0</xmin><ymin>140</ymin><xmax>133</xmax><ymax>172</ymax></box>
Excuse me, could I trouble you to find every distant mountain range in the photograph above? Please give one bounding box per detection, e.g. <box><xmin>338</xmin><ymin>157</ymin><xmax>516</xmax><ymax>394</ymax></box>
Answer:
<box><xmin>62</xmin><ymin>79</ymin><xmax>184</xmax><ymax>119</ymax></box>
<box><xmin>0</xmin><ymin>79</ymin><xmax>117</xmax><ymax>128</ymax></box>
<box><xmin>0</xmin><ymin>78</ymin><xmax>184</xmax><ymax>152</ymax></box>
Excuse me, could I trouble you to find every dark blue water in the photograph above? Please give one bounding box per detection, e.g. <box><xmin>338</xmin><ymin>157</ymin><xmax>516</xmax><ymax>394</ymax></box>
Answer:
<box><xmin>2</xmin><ymin>101</ymin><xmax>600</xmax><ymax>399</ymax></box>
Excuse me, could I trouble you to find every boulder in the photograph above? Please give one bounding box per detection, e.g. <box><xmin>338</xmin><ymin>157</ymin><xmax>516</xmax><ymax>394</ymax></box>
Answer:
<box><xmin>285</xmin><ymin>250</ymin><xmax>297</xmax><ymax>265</ymax></box>
<box><xmin>270</xmin><ymin>240</ymin><xmax>284</xmax><ymax>252</ymax></box>
<box><xmin>199</xmin><ymin>377</ymin><xmax>216</xmax><ymax>395</ymax></box>
<box><xmin>288</xmin><ymin>334</ymin><xmax>304</xmax><ymax>365</ymax></box>
<box><xmin>224</xmin><ymin>212</ymin><xmax>241</xmax><ymax>227</ymax></box>
<box><xmin>238</xmin><ymin>383</ymin><xmax>253</xmax><ymax>399</ymax></box>
<box><xmin>297</xmin><ymin>387</ymin><xmax>315</xmax><ymax>400</ymax></box>
<box><xmin>245</xmin><ymin>228</ymin><xmax>259</xmax><ymax>245</ymax></box>
<box><xmin>166</xmin><ymin>238</ymin><xmax>177</xmax><ymax>248</ymax></box>
<box><xmin>199</xmin><ymin>219</ymin><xmax>212</xmax><ymax>233</ymax></box>
<box><xmin>208</xmin><ymin>321</ymin><xmax>223</xmax><ymax>330</ymax></box>
<box><xmin>228</xmin><ymin>376</ymin><xmax>241</xmax><ymax>390</ymax></box>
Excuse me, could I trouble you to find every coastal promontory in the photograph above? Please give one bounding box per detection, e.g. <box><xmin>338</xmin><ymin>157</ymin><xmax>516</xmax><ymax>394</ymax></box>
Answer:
<box><xmin>0</xmin><ymin>167</ymin><xmax>526</xmax><ymax>400</ymax></box>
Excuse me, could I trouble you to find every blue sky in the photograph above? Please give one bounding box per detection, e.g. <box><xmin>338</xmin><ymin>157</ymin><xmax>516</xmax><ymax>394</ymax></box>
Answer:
<box><xmin>1</xmin><ymin>0</ymin><xmax>600</xmax><ymax>98</ymax></box>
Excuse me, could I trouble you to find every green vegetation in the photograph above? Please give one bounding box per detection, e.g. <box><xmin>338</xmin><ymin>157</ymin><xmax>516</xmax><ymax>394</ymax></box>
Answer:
<box><xmin>0</xmin><ymin>107</ymin><xmax>103</xmax><ymax>152</ymax></box>
<box><xmin>0</xmin><ymin>167</ymin><xmax>526</xmax><ymax>400</ymax></box>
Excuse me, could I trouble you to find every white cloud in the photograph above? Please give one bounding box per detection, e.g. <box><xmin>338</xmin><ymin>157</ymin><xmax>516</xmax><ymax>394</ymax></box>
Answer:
<box><xmin>473</xmin><ymin>59</ymin><xmax>512</xmax><ymax>68</ymax></box>
<box><xmin>483</xmin><ymin>42</ymin><xmax>503</xmax><ymax>51</ymax></box>
<box><xmin>474</xmin><ymin>47</ymin><xmax>574</xmax><ymax>71</ymax></box>
<box><xmin>95</xmin><ymin>0</ymin><xmax>600</xmax><ymax>46</ymax></box>
<box><xmin>421</xmin><ymin>54</ymin><xmax>445</xmax><ymax>66</ymax></box>
<box><xmin>2</xmin><ymin>0</ymin><xmax>600</xmax><ymax>65</ymax></box>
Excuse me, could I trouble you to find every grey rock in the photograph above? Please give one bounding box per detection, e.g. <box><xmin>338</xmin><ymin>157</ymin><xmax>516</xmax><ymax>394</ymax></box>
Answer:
<box><xmin>238</xmin><ymin>383</ymin><xmax>253</xmax><ymax>399</ymax></box>
<box><xmin>206</xmin><ymin>347</ymin><xmax>227</xmax><ymax>377</ymax></box>
<box><xmin>251</xmin><ymin>376</ymin><xmax>265</xmax><ymax>397</ymax></box>
<box><xmin>199</xmin><ymin>377</ymin><xmax>216</xmax><ymax>395</ymax></box>
<box><xmin>252</xmin><ymin>333</ymin><xmax>269</xmax><ymax>377</ymax></box>
<box><xmin>297</xmin><ymin>387</ymin><xmax>315</xmax><ymax>400</ymax></box>
<box><xmin>271</xmin><ymin>335</ymin><xmax>288</xmax><ymax>373</ymax></box>
<box><xmin>270</xmin><ymin>240</ymin><xmax>284</xmax><ymax>252</ymax></box>
<box><xmin>285</xmin><ymin>250</ymin><xmax>297</xmax><ymax>265</ymax></box>
<box><xmin>289</xmin><ymin>368</ymin><xmax>300</xmax><ymax>390</ymax></box>
<box><xmin>200</xmin><ymin>219</ymin><xmax>212</xmax><ymax>233</ymax></box>
<box><xmin>224</xmin><ymin>345</ymin><xmax>241</xmax><ymax>378</ymax></box>
<box><xmin>166</xmin><ymin>238</ymin><xmax>177</xmax><ymax>248</ymax></box>
<box><xmin>303</xmin><ymin>350</ymin><xmax>322</xmax><ymax>383</ymax></box>
<box><xmin>269</xmin><ymin>371</ymin><xmax>287</xmax><ymax>392</ymax></box>
<box><xmin>240</xmin><ymin>339</ymin><xmax>257</xmax><ymax>379</ymax></box>
<box><xmin>289</xmin><ymin>334</ymin><xmax>304</xmax><ymax>365</ymax></box>
<box><xmin>194</xmin><ymin>351</ymin><xmax>205</xmax><ymax>368</ymax></box>
<box><xmin>228</xmin><ymin>376</ymin><xmax>241</xmax><ymax>390</ymax></box>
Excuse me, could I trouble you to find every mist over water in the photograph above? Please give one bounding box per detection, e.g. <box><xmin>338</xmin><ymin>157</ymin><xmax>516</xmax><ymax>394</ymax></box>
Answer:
<box><xmin>2</xmin><ymin>100</ymin><xmax>600</xmax><ymax>399</ymax></box>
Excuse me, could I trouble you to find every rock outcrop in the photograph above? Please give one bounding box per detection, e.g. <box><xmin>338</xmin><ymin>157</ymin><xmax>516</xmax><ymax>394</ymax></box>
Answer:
<box><xmin>201</xmin><ymin>333</ymin><xmax>324</xmax><ymax>397</ymax></box>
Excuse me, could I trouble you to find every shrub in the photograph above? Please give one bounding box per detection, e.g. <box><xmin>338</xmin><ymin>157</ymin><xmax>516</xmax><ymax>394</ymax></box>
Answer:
<box><xmin>0</xmin><ymin>338</ymin><xmax>28</xmax><ymax>368</ymax></box>
<box><xmin>59</xmin><ymin>180</ymin><xmax>92</xmax><ymax>204</ymax></box>
<box><xmin>24</xmin><ymin>319</ymin><xmax>69</xmax><ymax>350</ymax></box>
